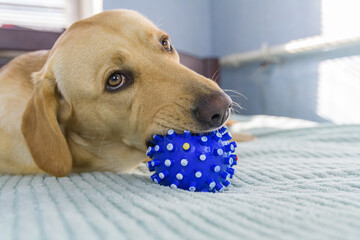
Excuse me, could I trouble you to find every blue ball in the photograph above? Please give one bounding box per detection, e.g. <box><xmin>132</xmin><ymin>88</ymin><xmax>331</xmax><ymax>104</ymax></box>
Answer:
<box><xmin>146</xmin><ymin>126</ymin><xmax>237</xmax><ymax>192</ymax></box>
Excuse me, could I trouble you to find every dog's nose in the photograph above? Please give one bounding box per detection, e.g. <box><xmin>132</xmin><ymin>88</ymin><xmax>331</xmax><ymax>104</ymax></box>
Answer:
<box><xmin>195</xmin><ymin>92</ymin><xmax>232</xmax><ymax>128</ymax></box>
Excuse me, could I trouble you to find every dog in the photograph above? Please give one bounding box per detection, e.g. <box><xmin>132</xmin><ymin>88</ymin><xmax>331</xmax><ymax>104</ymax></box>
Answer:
<box><xmin>0</xmin><ymin>9</ymin><xmax>243</xmax><ymax>177</ymax></box>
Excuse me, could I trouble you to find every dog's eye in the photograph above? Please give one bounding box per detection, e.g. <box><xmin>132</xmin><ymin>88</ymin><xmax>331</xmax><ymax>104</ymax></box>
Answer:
<box><xmin>106</xmin><ymin>73</ymin><xmax>126</xmax><ymax>91</ymax></box>
<box><xmin>161</xmin><ymin>36</ymin><xmax>172</xmax><ymax>52</ymax></box>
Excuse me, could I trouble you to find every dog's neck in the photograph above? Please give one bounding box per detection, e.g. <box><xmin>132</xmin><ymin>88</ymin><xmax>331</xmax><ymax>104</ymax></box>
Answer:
<box><xmin>57</xmin><ymin>104</ymin><xmax>146</xmax><ymax>173</ymax></box>
<box><xmin>66</xmin><ymin>130</ymin><xmax>146</xmax><ymax>173</ymax></box>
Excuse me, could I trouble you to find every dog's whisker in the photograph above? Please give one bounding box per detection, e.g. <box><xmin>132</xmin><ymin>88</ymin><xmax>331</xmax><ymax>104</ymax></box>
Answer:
<box><xmin>223</xmin><ymin>89</ymin><xmax>248</xmax><ymax>100</ymax></box>
<box><xmin>229</xmin><ymin>101</ymin><xmax>244</xmax><ymax>115</ymax></box>
<box><xmin>97</xmin><ymin>133</ymin><xmax>107</xmax><ymax>156</ymax></box>
<box><xmin>211</xmin><ymin>68</ymin><xmax>221</xmax><ymax>82</ymax></box>
<box><xmin>155</xmin><ymin>18</ymin><xmax>164</xmax><ymax>28</ymax></box>
<box><xmin>232</xmin><ymin>108</ymin><xmax>241</xmax><ymax>114</ymax></box>
<box><xmin>232</xmin><ymin>101</ymin><xmax>243</xmax><ymax>110</ymax></box>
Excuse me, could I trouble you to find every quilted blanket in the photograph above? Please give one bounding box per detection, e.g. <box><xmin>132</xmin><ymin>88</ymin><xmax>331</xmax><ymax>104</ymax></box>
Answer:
<box><xmin>1</xmin><ymin>116</ymin><xmax>360</xmax><ymax>240</ymax></box>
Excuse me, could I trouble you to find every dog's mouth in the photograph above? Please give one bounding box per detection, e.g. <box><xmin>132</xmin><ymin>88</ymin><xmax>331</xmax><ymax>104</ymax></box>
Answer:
<box><xmin>144</xmin><ymin>105</ymin><xmax>231</xmax><ymax>149</ymax></box>
<box><xmin>145</xmin><ymin>125</ymin><xmax>224</xmax><ymax>149</ymax></box>
<box><xmin>146</xmin><ymin>140</ymin><xmax>155</xmax><ymax>148</ymax></box>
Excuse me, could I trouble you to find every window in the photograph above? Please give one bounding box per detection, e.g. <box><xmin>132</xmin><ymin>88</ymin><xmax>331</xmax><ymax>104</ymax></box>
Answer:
<box><xmin>0</xmin><ymin>0</ymin><xmax>103</xmax><ymax>31</ymax></box>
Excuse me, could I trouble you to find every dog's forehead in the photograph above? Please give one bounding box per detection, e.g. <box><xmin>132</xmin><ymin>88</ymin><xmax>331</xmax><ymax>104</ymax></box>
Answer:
<box><xmin>61</xmin><ymin>10</ymin><xmax>162</xmax><ymax>51</ymax></box>
<box><xmin>91</xmin><ymin>10</ymin><xmax>159</xmax><ymax>37</ymax></box>
<box><xmin>53</xmin><ymin>10</ymin><xmax>164</xmax><ymax>66</ymax></box>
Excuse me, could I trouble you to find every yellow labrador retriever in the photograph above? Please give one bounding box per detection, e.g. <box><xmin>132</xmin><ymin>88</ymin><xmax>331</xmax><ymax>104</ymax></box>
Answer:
<box><xmin>0</xmin><ymin>9</ymin><xmax>234</xmax><ymax>177</ymax></box>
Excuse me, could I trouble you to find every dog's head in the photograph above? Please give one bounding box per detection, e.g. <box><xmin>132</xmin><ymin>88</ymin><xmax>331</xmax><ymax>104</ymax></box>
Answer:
<box><xmin>21</xmin><ymin>10</ymin><xmax>232</xmax><ymax>176</ymax></box>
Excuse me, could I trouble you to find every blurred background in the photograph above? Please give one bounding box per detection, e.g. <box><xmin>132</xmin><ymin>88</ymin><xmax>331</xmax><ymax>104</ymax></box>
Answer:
<box><xmin>1</xmin><ymin>0</ymin><xmax>359</xmax><ymax>124</ymax></box>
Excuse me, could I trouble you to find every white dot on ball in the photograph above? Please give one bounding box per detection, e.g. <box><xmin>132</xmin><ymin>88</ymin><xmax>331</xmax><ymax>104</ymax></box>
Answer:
<box><xmin>214</xmin><ymin>166</ymin><xmax>220</xmax><ymax>172</ymax></box>
<box><xmin>159</xmin><ymin>173</ymin><xmax>165</xmax><ymax>179</ymax></box>
<box><xmin>217</xmin><ymin>149</ymin><xmax>224</xmax><ymax>156</ymax></box>
<box><xmin>229</xmin><ymin>158</ymin><xmax>234</xmax><ymax>165</ymax></box>
<box><xmin>176</xmin><ymin>173</ymin><xmax>183</xmax><ymax>180</ymax></box>
<box><xmin>209</xmin><ymin>182</ymin><xmax>216</xmax><ymax>188</ymax></box>
<box><xmin>189</xmin><ymin>187</ymin><xmax>196</xmax><ymax>192</ymax></box>
<box><xmin>195</xmin><ymin>171</ymin><xmax>202</xmax><ymax>178</ymax></box>
<box><xmin>201</xmin><ymin>136</ymin><xmax>208</xmax><ymax>142</ymax></box>
<box><xmin>181</xmin><ymin>159</ymin><xmax>188</xmax><ymax>166</ymax></box>
<box><xmin>170</xmin><ymin>184</ymin><xmax>177</xmax><ymax>189</ymax></box>
<box><xmin>199</xmin><ymin>154</ymin><xmax>206</xmax><ymax>161</ymax></box>
<box><xmin>166</xmin><ymin>143</ymin><xmax>173</xmax><ymax>151</ymax></box>
<box><xmin>164</xmin><ymin>159</ymin><xmax>171</xmax><ymax>167</ymax></box>
<box><xmin>154</xmin><ymin>179</ymin><xmax>159</xmax><ymax>184</ymax></box>
<box><xmin>168</xmin><ymin>129</ymin><xmax>174</xmax><ymax>135</ymax></box>
<box><xmin>216</xmin><ymin>132</ymin><xmax>222</xmax><ymax>138</ymax></box>
<box><xmin>154</xmin><ymin>145</ymin><xmax>160</xmax><ymax>151</ymax></box>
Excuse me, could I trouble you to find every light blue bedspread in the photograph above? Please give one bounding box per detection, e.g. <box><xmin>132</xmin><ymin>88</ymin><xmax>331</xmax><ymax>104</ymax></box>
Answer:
<box><xmin>1</xmin><ymin>117</ymin><xmax>360</xmax><ymax>240</ymax></box>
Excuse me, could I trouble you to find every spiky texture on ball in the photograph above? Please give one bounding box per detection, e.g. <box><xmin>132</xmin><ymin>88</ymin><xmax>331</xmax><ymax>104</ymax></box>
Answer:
<box><xmin>146</xmin><ymin>126</ymin><xmax>237</xmax><ymax>192</ymax></box>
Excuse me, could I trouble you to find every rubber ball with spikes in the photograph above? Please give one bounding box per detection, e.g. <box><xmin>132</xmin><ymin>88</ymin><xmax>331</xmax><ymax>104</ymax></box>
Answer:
<box><xmin>146</xmin><ymin>126</ymin><xmax>237</xmax><ymax>192</ymax></box>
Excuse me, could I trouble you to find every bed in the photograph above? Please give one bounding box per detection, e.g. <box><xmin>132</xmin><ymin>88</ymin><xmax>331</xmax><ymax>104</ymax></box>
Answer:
<box><xmin>0</xmin><ymin>115</ymin><xmax>359</xmax><ymax>240</ymax></box>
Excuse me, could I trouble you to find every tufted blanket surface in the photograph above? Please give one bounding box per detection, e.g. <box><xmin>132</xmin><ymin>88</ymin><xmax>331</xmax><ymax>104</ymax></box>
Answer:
<box><xmin>1</xmin><ymin>115</ymin><xmax>360</xmax><ymax>240</ymax></box>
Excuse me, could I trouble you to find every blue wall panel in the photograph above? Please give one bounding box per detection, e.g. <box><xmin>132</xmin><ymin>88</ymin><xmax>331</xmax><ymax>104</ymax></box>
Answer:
<box><xmin>104</xmin><ymin>0</ymin><xmax>213</xmax><ymax>57</ymax></box>
<box><xmin>104</xmin><ymin>0</ymin><xmax>360</xmax><ymax>123</ymax></box>
<box><xmin>211</xmin><ymin>0</ymin><xmax>321</xmax><ymax>56</ymax></box>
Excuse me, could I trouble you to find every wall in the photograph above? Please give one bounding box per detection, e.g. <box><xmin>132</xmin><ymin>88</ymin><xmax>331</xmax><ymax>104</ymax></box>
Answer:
<box><xmin>211</xmin><ymin>0</ymin><xmax>321</xmax><ymax>57</ymax></box>
<box><xmin>104</xmin><ymin>0</ymin><xmax>360</xmax><ymax>123</ymax></box>
<box><xmin>103</xmin><ymin>0</ymin><xmax>213</xmax><ymax>58</ymax></box>
<box><xmin>218</xmin><ymin>0</ymin><xmax>360</xmax><ymax>123</ymax></box>
<box><xmin>210</xmin><ymin>0</ymin><xmax>325</xmax><ymax>121</ymax></box>
<box><xmin>221</xmin><ymin>44</ymin><xmax>360</xmax><ymax>123</ymax></box>
<box><xmin>104</xmin><ymin>0</ymin><xmax>321</xmax><ymax>58</ymax></box>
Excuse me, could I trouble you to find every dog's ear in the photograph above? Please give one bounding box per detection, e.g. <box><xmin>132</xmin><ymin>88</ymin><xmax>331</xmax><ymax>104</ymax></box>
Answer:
<box><xmin>21</xmin><ymin>71</ymin><xmax>72</xmax><ymax>177</ymax></box>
